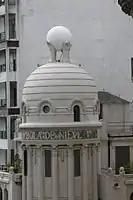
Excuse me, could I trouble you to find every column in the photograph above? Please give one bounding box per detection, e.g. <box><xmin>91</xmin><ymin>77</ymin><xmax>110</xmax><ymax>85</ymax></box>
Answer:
<box><xmin>27</xmin><ymin>145</ymin><xmax>33</xmax><ymax>200</ymax></box>
<box><xmin>52</xmin><ymin>146</ymin><xmax>58</xmax><ymax>200</ymax></box>
<box><xmin>130</xmin><ymin>146</ymin><xmax>133</xmax><ymax>167</ymax></box>
<box><xmin>22</xmin><ymin>145</ymin><xmax>27</xmax><ymax>200</ymax></box>
<box><xmin>82</xmin><ymin>145</ymin><xmax>88</xmax><ymax>200</ymax></box>
<box><xmin>88</xmin><ymin>145</ymin><xmax>92</xmax><ymax>200</ymax></box>
<box><xmin>68</xmin><ymin>145</ymin><xmax>74</xmax><ymax>200</ymax></box>
<box><xmin>92</xmin><ymin>145</ymin><xmax>98</xmax><ymax>200</ymax></box>
<box><xmin>39</xmin><ymin>146</ymin><xmax>44</xmax><ymax>200</ymax></box>
<box><xmin>110</xmin><ymin>145</ymin><xmax>115</xmax><ymax>173</ymax></box>
<box><xmin>97</xmin><ymin>144</ymin><xmax>101</xmax><ymax>174</ymax></box>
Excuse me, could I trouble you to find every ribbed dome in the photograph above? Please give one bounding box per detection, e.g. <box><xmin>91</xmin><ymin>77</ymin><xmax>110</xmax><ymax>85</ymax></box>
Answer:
<box><xmin>22</xmin><ymin>62</ymin><xmax>98</xmax><ymax>123</ymax></box>
<box><xmin>23</xmin><ymin>62</ymin><xmax>96</xmax><ymax>102</ymax></box>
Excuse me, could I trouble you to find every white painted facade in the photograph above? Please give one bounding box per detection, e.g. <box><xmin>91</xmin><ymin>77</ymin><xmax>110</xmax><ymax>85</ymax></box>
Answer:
<box><xmin>0</xmin><ymin>0</ymin><xmax>20</xmax><ymax>165</ymax></box>
<box><xmin>18</xmin><ymin>0</ymin><xmax>133</xmax><ymax>101</ymax></box>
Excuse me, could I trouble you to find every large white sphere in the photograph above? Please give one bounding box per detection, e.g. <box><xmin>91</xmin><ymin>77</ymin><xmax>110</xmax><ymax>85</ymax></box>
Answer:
<box><xmin>46</xmin><ymin>26</ymin><xmax>72</xmax><ymax>51</ymax></box>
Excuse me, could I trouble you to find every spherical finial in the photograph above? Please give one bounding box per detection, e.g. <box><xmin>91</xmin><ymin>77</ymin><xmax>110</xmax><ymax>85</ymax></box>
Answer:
<box><xmin>46</xmin><ymin>26</ymin><xmax>72</xmax><ymax>51</ymax></box>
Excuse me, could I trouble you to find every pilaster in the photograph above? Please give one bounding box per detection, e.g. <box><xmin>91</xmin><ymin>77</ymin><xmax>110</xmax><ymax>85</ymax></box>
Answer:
<box><xmin>68</xmin><ymin>145</ymin><xmax>74</xmax><ymax>200</ymax></box>
<box><xmin>82</xmin><ymin>145</ymin><xmax>88</xmax><ymax>200</ymax></box>
<box><xmin>52</xmin><ymin>146</ymin><xmax>58</xmax><ymax>200</ymax></box>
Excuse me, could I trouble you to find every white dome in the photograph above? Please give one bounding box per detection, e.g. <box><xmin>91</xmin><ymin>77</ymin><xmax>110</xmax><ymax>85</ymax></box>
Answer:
<box><xmin>47</xmin><ymin>26</ymin><xmax>72</xmax><ymax>51</ymax></box>
<box><xmin>23</xmin><ymin>63</ymin><xmax>96</xmax><ymax>103</ymax></box>
<box><xmin>22</xmin><ymin>62</ymin><xmax>98</xmax><ymax>124</ymax></box>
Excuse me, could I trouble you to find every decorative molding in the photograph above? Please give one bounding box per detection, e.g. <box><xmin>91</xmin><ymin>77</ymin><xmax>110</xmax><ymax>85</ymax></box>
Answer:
<box><xmin>85</xmin><ymin>106</ymin><xmax>93</xmax><ymax>113</ymax></box>
<box><xmin>70</xmin><ymin>98</ymin><xmax>85</xmax><ymax>112</ymax></box>
<box><xmin>54</xmin><ymin>107</ymin><xmax>69</xmax><ymax>113</ymax></box>
<box><xmin>28</xmin><ymin>107</ymin><xmax>38</xmax><ymax>113</ymax></box>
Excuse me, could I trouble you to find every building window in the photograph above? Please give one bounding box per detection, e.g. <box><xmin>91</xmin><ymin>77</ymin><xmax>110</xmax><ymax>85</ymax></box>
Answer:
<box><xmin>10</xmin><ymin>81</ymin><xmax>17</xmax><ymax>107</ymax></box>
<box><xmin>73</xmin><ymin>105</ymin><xmax>80</xmax><ymax>122</ymax></box>
<box><xmin>130</xmin><ymin>193</ymin><xmax>133</xmax><ymax>200</ymax></box>
<box><xmin>0</xmin><ymin>187</ymin><xmax>2</xmax><ymax>200</ymax></box>
<box><xmin>10</xmin><ymin>117</ymin><xmax>17</xmax><ymax>139</ymax></box>
<box><xmin>74</xmin><ymin>149</ymin><xmax>80</xmax><ymax>177</ymax></box>
<box><xmin>11</xmin><ymin>149</ymin><xmax>14</xmax><ymax>165</ymax></box>
<box><xmin>9</xmin><ymin>49</ymin><xmax>16</xmax><ymax>71</ymax></box>
<box><xmin>45</xmin><ymin>150</ymin><xmax>51</xmax><ymax>177</ymax></box>
<box><xmin>4</xmin><ymin>188</ymin><xmax>8</xmax><ymax>200</ymax></box>
<box><xmin>24</xmin><ymin>149</ymin><xmax>27</xmax><ymax>176</ymax></box>
<box><xmin>131</xmin><ymin>58</ymin><xmax>133</xmax><ymax>81</ymax></box>
<box><xmin>99</xmin><ymin>103</ymin><xmax>103</xmax><ymax>120</ymax></box>
<box><xmin>115</xmin><ymin>146</ymin><xmax>130</xmax><ymax>174</ymax></box>
<box><xmin>43</xmin><ymin>105</ymin><xmax>50</xmax><ymax>113</ymax></box>
<box><xmin>9</xmin><ymin>14</ymin><xmax>16</xmax><ymax>39</ymax></box>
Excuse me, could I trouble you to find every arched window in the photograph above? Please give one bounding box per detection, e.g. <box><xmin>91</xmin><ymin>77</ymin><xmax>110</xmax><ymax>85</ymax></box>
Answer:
<box><xmin>0</xmin><ymin>187</ymin><xmax>2</xmax><ymax>200</ymax></box>
<box><xmin>73</xmin><ymin>105</ymin><xmax>80</xmax><ymax>122</ymax></box>
<box><xmin>4</xmin><ymin>189</ymin><xmax>8</xmax><ymax>200</ymax></box>
<box><xmin>130</xmin><ymin>192</ymin><xmax>133</xmax><ymax>200</ymax></box>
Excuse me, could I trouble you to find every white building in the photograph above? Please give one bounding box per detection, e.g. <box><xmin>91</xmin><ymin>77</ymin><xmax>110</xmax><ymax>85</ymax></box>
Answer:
<box><xmin>0</xmin><ymin>26</ymin><xmax>132</xmax><ymax>200</ymax></box>
<box><xmin>0</xmin><ymin>0</ymin><xmax>133</xmax><ymax>168</ymax></box>
<box><xmin>18</xmin><ymin>26</ymin><xmax>102</xmax><ymax>200</ymax></box>
<box><xmin>0</xmin><ymin>0</ymin><xmax>20</xmax><ymax>165</ymax></box>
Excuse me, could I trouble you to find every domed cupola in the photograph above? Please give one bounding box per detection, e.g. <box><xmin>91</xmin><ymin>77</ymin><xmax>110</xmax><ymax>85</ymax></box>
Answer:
<box><xmin>21</xmin><ymin>26</ymin><xmax>100</xmax><ymax>125</ymax></box>
<box><xmin>19</xmin><ymin>28</ymin><xmax>101</xmax><ymax>200</ymax></box>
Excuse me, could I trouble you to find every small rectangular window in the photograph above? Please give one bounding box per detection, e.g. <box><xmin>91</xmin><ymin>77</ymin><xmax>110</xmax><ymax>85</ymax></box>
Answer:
<box><xmin>131</xmin><ymin>58</ymin><xmax>133</xmax><ymax>81</ymax></box>
<box><xmin>10</xmin><ymin>81</ymin><xmax>17</xmax><ymax>107</ymax></box>
<box><xmin>9</xmin><ymin>14</ymin><xmax>16</xmax><ymax>39</ymax></box>
<box><xmin>74</xmin><ymin>149</ymin><xmax>80</xmax><ymax>177</ymax></box>
<box><xmin>11</xmin><ymin>149</ymin><xmax>14</xmax><ymax>165</ymax></box>
<box><xmin>99</xmin><ymin>103</ymin><xmax>103</xmax><ymax>120</ymax></box>
<box><xmin>45</xmin><ymin>150</ymin><xmax>51</xmax><ymax>177</ymax></box>
<box><xmin>9</xmin><ymin>49</ymin><xmax>16</xmax><ymax>72</ymax></box>
<box><xmin>10</xmin><ymin>117</ymin><xmax>17</xmax><ymax>139</ymax></box>
<box><xmin>24</xmin><ymin>150</ymin><xmax>27</xmax><ymax>176</ymax></box>
<box><xmin>115</xmin><ymin>146</ymin><xmax>130</xmax><ymax>174</ymax></box>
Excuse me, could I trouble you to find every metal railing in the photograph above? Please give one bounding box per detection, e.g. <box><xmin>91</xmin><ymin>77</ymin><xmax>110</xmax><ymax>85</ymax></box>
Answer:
<box><xmin>0</xmin><ymin>64</ymin><xmax>6</xmax><ymax>72</ymax></box>
<box><xmin>0</xmin><ymin>32</ymin><xmax>5</xmax><ymax>42</ymax></box>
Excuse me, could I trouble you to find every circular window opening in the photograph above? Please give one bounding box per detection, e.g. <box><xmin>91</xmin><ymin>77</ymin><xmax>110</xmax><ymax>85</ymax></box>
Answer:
<box><xmin>43</xmin><ymin>105</ymin><xmax>50</xmax><ymax>113</ymax></box>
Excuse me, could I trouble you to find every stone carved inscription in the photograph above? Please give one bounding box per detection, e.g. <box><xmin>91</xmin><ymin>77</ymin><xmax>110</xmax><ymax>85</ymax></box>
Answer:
<box><xmin>21</xmin><ymin>129</ymin><xmax>98</xmax><ymax>141</ymax></box>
